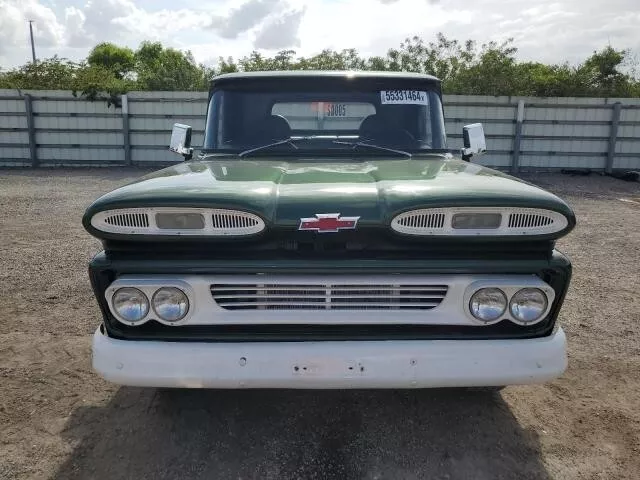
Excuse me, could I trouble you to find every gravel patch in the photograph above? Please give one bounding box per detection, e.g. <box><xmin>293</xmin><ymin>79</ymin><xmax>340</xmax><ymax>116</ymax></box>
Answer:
<box><xmin>0</xmin><ymin>169</ymin><xmax>638</xmax><ymax>480</ymax></box>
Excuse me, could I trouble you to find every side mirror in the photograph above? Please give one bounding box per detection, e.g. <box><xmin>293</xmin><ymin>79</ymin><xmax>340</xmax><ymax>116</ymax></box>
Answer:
<box><xmin>461</xmin><ymin>123</ymin><xmax>486</xmax><ymax>161</ymax></box>
<box><xmin>169</xmin><ymin>123</ymin><xmax>193</xmax><ymax>160</ymax></box>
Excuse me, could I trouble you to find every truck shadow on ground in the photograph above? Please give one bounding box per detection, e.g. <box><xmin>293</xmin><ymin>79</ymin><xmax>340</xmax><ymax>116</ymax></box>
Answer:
<box><xmin>54</xmin><ymin>387</ymin><xmax>550</xmax><ymax>480</ymax></box>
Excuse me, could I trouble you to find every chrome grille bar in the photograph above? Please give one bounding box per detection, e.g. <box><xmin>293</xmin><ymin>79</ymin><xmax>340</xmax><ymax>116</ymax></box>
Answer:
<box><xmin>211</xmin><ymin>282</ymin><xmax>448</xmax><ymax>311</ymax></box>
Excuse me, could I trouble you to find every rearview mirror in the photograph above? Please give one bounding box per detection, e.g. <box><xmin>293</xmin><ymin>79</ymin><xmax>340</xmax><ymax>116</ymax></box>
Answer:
<box><xmin>169</xmin><ymin>123</ymin><xmax>193</xmax><ymax>160</ymax></box>
<box><xmin>462</xmin><ymin>123</ymin><xmax>486</xmax><ymax>161</ymax></box>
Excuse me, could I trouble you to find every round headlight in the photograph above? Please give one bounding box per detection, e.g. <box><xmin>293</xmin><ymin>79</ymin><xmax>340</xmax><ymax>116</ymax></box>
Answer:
<box><xmin>152</xmin><ymin>287</ymin><xmax>189</xmax><ymax>322</ymax></box>
<box><xmin>510</xmin><ymin>288</ymin><xmax>548</xmax><ymax>323</ymax></box>
<box><xmin>469</xmin><ymin>288</ymin><xmax>507</xmax><ymax>322</ymax></box>
<box><xmin>112</xmin><ymin>287</ymin><xmax>149</xmax><ymax>322</ymax></box>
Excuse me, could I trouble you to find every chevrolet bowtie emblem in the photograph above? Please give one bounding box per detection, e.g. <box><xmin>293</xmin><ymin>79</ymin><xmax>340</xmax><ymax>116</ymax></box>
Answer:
<box><xmin>298</xmin><ymin>213</ymin><xmax>360</xmax><ymax>233</ymax></box>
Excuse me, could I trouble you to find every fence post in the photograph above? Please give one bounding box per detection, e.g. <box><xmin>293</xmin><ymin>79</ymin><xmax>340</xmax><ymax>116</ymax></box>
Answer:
<box><xmin>511</xmin><ymin>99</ymin><xmax>525</xmax><ymax>174</ymax></box>
<box><xmin>24</xmin><ymin>94</ymin><xmax>38</xmax><ymax>167</ymax></box>
<box><xmin>605</xmin><ymin>102</ymin><xmax>622</xmax><ymax>174</ymax></box>
<box><xmin>121</xmin><ymin>94</ymin><xmax>132</xmax><ymax>165</ymax></box>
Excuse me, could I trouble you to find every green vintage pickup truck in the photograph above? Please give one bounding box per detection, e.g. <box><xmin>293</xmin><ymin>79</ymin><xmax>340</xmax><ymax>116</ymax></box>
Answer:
<box><xmin>83</xmin><ymin>71</ymin><xmax>575</xmax><ymax>389</ymax></box>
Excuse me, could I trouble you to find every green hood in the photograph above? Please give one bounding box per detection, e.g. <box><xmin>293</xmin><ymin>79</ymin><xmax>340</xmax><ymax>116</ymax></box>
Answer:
<box><xmin>83</xmin><ymin>156</ymin><xmax>575</xmax><ymax>238</ymax></box>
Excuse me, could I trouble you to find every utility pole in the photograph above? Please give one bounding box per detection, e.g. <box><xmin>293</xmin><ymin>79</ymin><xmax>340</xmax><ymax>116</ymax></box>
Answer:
<box><xmin>28</xmin><ymin>20</ymin><xmax>37</xmax><ymax>64</ymax></box>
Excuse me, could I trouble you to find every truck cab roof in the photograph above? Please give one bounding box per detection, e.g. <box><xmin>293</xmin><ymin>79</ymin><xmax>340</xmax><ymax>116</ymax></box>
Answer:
<box><xmin>210</xmin><ymin>70</ymin><xmax>441</xmax><ymax>86</ymax></box>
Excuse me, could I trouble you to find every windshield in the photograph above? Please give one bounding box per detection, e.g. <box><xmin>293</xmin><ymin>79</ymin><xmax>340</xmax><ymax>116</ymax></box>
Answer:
<box><xmin>203</xmin><ymin>84</ymin><xmax>447</xmax><ymax>155</ymax></box>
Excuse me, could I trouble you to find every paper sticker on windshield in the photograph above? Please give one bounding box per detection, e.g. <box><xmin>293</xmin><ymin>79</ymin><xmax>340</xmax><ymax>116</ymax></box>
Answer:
<box><xmin>325</xmin><ymin>103</ymin><xmax>347</xmax><ymax>117</ymax></box>
<box><xmin>381</xmin><ymin>90</ymin><xmax>428</xmax><ymax>105</ymax></box>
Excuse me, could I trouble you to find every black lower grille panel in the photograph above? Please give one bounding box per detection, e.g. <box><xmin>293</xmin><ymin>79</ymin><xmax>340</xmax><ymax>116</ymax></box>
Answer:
<box><xmin>103</xmin><ymin>318</ymin><xmax>555</xmax><ymax>342</ymax></box>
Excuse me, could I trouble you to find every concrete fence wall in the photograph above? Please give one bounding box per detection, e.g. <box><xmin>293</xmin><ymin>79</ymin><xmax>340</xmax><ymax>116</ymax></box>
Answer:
<box><xmin>1</xmin><ymin>89</ymin><xmax>639</xmax><ymax>172</ymax></box>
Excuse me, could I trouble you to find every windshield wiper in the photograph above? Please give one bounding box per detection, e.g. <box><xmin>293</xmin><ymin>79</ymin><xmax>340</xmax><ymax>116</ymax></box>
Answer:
<box><xmin>332</xmin><ymin>141</ymin><xmax>412</xmax><ymax>158</ymax></box>
<box><xmin>239</xmin><ymin>137</ymin><xmax>312</xmax><ymax>157</ymax></box>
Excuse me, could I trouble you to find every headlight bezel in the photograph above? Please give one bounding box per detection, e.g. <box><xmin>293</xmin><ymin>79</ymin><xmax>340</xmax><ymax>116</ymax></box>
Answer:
<box><xmin>105</xmin><ymin>279</ymin><xmax>195</xmax><ymax>326</ymax></box>
<box><xmin>464</xmin><ymin>279</ymin><xmax>555</xmax><ymax>326</ymax></box>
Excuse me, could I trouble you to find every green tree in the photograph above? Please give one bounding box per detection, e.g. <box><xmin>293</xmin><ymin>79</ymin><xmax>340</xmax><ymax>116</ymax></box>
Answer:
<box><xmin>366</xmin><ymin>55</ymin><xmax>389</xmax><ymax>71</ymax></box>
<box><xmin>0</xmin><ymin>56</ymin><xmax>78</xmax><ymax>89</ymax></box>
<box><xmin>442</xmin><ymin>39</ymin><xmax>519</xmax><ymax>95</ymax></box>
<box><xmin>235</xmin><ymin>49</ymin><xmax>367</xmax><ymax>72</ymax></box>
<box><xmin>581</xmin><ymin>46</ymin><xmax>633</xmax><ymax>96</ymax></box>
<box><xmin>511</xmin><ymin>62</ymin><xmax>584</xmax><ymax>97</ymax></box>
<box><xmin>238</xmin><ymin>51</ymin><xmax>275</xmax><ymax>71</ymax></box>
<box><xmin>87</xmin><ymin>43</ymin><xmax>135</xmax><ymax>79</ymax></box>
<box><xmin>383</xmin><ymin>34</ymin><xmax>476</xmax><ymax>81</ymax></box>
<box><xmin>0</xmin><ymin>56</ymin><xmax>132</xmax><ymax>106</ymax></box>
<box><xmin>2</xmin><ymin>36</ymin><xmax>639</xmax><ymax>97</ymax></box>
<box><xmin>135</xmin><ymin>41</ymin><xmax>208</xmax><ymax>91</ymax></box>
<box><xmin>71</xmin><ymin>63</ymin><xmax>133</xmax><ymax>106</ymax></box>
<box><xmin>298</xmin><ymin>49</ymin><xmax>367</xmax><ymax>70</ymax></box>
<box><xmin>216</xmin><ymin>57</ymin><xmax>239</xmax><ymax>74</ymax></box>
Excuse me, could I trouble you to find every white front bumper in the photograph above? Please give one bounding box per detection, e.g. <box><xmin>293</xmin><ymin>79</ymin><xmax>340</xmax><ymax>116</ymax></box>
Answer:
<box><xmin>92</xmin><ymin>327</ymin><xmax>567</xmax><ymax>389</ymax></box>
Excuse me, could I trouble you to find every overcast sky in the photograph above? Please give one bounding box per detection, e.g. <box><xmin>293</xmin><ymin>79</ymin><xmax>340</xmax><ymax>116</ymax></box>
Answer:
<box><xmin>1</xmin><ymin>0</ymin><xmax>639</xmax><ymax>69</ymax></box>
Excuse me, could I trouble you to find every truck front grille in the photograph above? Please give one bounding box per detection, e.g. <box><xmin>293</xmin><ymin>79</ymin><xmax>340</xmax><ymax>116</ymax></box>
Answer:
<box><xmin>210</xmin><ymin>283</ymin><xmax>448</xmax><ymax>310</ymax></box>
<box><xmin>508</xmin><ymin>212</ymin><xmax>554</xmax><ymax>228</ymax></box>
<box><xmin>104</xmin><ymin>212</ymin><xmax>149</xmax><ymax>228</ymax></box>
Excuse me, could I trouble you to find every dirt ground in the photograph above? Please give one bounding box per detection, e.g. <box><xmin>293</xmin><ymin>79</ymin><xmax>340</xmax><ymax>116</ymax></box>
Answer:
<box><xmin>0</xmin><ymin>169</ymin><xmax>639</xmax><ymax>480</ymax></box>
